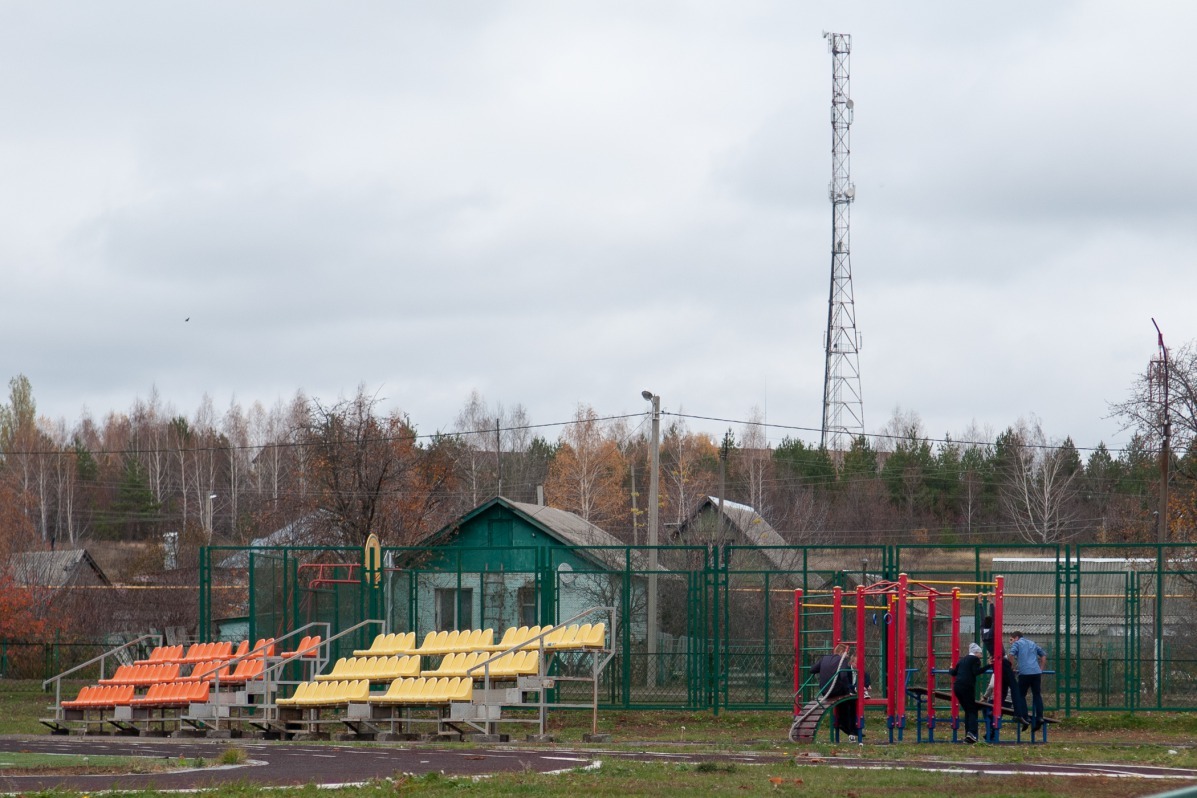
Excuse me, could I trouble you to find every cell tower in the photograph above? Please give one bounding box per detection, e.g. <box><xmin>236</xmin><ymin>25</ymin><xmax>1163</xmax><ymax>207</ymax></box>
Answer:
<box><xmin>820</xmin><ymin>31</ymin><xmax>864</xmax><ymax>454</ymax></box>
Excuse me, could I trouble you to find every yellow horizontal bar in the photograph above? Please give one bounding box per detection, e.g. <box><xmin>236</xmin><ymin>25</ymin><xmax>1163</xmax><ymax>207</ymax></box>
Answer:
<box><xmin>910</xmin><ymin>579</ymin><xmax>997</xmax><ymax>587</ymax></box>
<box><xmin>802</xmin><ymin>603</ymin><xmax>889</xmax><ymax>611</ymax></box>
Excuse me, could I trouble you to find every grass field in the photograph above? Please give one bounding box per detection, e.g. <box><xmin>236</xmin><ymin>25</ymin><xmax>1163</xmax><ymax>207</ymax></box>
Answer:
<box><xmin>6</xmin><ymin>679</ymin><xmax>1197</xmax><ymax>797</ymax></box>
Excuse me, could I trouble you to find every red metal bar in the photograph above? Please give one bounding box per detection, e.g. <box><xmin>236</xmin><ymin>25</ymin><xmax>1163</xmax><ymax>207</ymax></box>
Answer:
<box><xmin>832</xmin><ymin>586</ymin><xmax>843</xmax><ymax>647</ymax></box>
<box><xmin>856</xmin><ymin>584</ymin><xmax>867</xmax><ymax>732</ymax></box>
<box><xmin>926</xmin><ymin>591</ymin><xmax>936</xmax><ymax>729</ymax></box>
<box><xmin>992</xmin><ymin>576</ymin><xmax>1004</xmax><ymax>733</ymax></box>
<box><xmin>951</xmin><ymin>588</ymin><xmax>961</xmax><ymax>728</ymax></box>
<box><xmin>793</xmin><ymin>588</ymin><xmax>803</xmax><ymax>715</ymax></box>
<box><xmin>886</xmin><ymin>595</ymin><xmax>896</xmax><ymax>721</ymax></box>
<box><xmin>897</xmin><ymin>573</ymin><xmax>908</xmax><ymax>724</ymax></box>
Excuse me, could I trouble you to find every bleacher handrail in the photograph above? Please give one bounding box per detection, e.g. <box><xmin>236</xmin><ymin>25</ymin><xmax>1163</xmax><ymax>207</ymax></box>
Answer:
<box><xmin>42</xmin><ymin>633</ymin><xmax>163</xmax><ymax>711</ymax></box>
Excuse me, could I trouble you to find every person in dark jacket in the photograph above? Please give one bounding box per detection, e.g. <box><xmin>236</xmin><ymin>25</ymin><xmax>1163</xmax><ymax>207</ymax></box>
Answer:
<box><xmin>811</xmin><ymin>643</ymin><xmax>860</xmax><ymax>740</ymax></box>
<box><xmin>979</xmin><ymin>616</ymin><xmax>1026</xmax><ymax>728</ymax></box>
<box><xmin>950</xmin><ymin>642</ymin><xmax>991</xmax><ymax>744</ymax></box>
<box><xmin>981</xmin><ymin>615</ymin><xmax>995</xmax><ymax>657</ymax></box>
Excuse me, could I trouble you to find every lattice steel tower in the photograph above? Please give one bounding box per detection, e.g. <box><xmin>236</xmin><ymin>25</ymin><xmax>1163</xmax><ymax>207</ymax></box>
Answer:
<box><xmin>820</xmin><ymin>31</ymin><xmax>864</xmax><ymax>453</ymax></box>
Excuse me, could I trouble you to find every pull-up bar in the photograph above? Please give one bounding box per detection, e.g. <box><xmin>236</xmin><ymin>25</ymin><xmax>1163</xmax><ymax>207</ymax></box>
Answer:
<box><xmin>792</xmin><ymin>572</ymin><xmax>1008</xmax><ymax>744</ymax></box>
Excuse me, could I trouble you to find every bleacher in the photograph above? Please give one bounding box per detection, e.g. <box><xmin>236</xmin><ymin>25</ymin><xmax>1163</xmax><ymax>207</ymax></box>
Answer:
<box><xmin>41</xmin><ymin>631</ymin><xmax>326</xmax><ymax>737</ymax></box>
<box><xmin>41</xmin><ymin>609</ymin><xmax>615</xmax><ymax>741</ymax></box>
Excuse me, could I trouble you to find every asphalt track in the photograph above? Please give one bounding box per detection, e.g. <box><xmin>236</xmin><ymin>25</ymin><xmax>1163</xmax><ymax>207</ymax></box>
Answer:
<box><xmin>3</xmin><ymin>736</ymin><xmax>1197</xmax><ymax>792</ymax></box>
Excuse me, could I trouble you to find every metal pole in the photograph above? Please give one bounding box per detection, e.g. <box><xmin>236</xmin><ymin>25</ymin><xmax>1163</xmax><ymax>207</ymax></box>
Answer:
<box><xmin>1153</xmin><ymin>319</ymin><xmax>1170</xmax><ymax>544</ymax></box>
<box><xmin>793</xmin><ymin>588</ymin><xmax>803</xmax><ymax>715</ymax></box>
<box><xmin>642</xmin><ymin>391</ymin><xmax>661</xmax><ymax>689</ymax></box>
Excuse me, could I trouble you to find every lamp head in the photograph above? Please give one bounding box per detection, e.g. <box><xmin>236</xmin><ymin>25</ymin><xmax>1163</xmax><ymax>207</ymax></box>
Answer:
<box><xmin>641</xmin><ymin>390</ymin><xmax>654</xmax><ymax>402</ymax></box>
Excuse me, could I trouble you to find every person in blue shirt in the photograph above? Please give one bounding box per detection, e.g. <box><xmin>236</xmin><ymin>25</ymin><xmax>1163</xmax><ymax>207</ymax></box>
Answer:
<box><xmin>1007</xmin><ymin>631</ymin><xmax>1047</xmax><ymax>730</ymax></box>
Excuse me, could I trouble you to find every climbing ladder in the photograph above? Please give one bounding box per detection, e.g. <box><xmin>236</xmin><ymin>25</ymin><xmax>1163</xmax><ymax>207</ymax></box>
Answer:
<box><xmin>788</xmin><ymin>693</ymin><xmax>857</xmax><ymax>743</ymax></box>
<box><xmin>788</xmin><ymin>695</ymin><xmax>830</xmax><ymax>742</ymax></box>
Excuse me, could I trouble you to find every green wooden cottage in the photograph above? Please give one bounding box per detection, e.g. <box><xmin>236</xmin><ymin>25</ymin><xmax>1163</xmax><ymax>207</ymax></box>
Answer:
<box><xmin>402</xmin><ymin>497</ymin><xmax>645</xmax><ymax>638</ymax></box>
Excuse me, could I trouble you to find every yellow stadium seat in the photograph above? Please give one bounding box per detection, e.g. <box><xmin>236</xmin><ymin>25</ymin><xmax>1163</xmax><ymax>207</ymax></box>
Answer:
<box><xmin>520</xmin><ymin>625</ymin><xmax>547</xmax><ymax>650</ymax></box>
<box><xmin>352</xmin><ymin>634</ymin><xmax>385</xmax><ymax>658</ymax></box>
<box><xmin>451</xmin><ymin>676</ymin><xmax>473</xmax><ymax>702</ymax></box>
<box><xmin>483</xmin><ymin>627</ymin><xmax>520</xmax><ymax>652</ymax></box>
<box><xmin>550</xmin><ymin>624</ymin><xmax>584</xmax><ymax>649</ymax></box>
<box><xmin>391</xmin><ymin>655</ymin><xmax>421</xmax><ymax>679</ymax></box>
<box><xmin>583</xmin><ymin>622</ymin><xmax>607</xmax><ymax>648</ymax></box>
<box><xmin>315</xmin><ymin>657</ymin><xmax>348</xmax><ymax>681</ymax></box>
<box><xmin>277</xmin><ymin>681</ymin><xmax>313</xmax><ymax>706</ymax></box>
<box><xmin>543</xmin><ymin>625</ymin><xmax>569</xmax><ymax>647</ymax></box>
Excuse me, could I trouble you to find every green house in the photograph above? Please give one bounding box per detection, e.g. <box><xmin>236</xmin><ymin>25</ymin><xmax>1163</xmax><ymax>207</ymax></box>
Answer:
<box><xmin>401</xmin><ymin>496</ymin><xmax>644</xmax><ymax>637</ymax></box>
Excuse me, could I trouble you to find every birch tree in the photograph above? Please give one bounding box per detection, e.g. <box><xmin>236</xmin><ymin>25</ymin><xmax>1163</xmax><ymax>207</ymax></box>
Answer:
<box><xmin>998</xmin><ymin>419</ymin><xmax>1083</xmax><ymax>544</ymax></box>
<box><xmin>544</xmin><ymin>404</ymin><xmax>627</xmax><ymax>532</ymax></box>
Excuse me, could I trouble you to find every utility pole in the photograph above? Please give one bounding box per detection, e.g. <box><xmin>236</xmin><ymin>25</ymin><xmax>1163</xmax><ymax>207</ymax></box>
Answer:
<box><xmin>820</xmin><ymin>31</ymin><xmax>865</xmax><ymax>457</ymax></box>
<box><xmin>1151</xmin><ymin>319</ymin><xmax>1170</xmax><ymax>543</ymax></box>
<box><xmin>630</xmin><ymin>462</ymin><xmax>639</xmax><ymax>547</ymax></box>
<box><xmin>641</xmin><ymin>390</ymin><xmax>661</xmax><ymax>688</ymax></box>
<box><xmin>495</xmin><ymin>417</ymin><xmax>502</xmax><ymax>497</ymax></box>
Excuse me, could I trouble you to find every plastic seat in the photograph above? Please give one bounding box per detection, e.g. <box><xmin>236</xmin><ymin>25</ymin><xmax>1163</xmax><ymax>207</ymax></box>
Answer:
<box><xmin>295</xmin><ymin>681</ymin><xmax>330</xmax><ymax>707</ymax></box>
<box><xmin>250</xmin><ymin>638</ymin><xmax>276</xmax><ymax>658</ymax></box>
<box><xmin>180</xmin><ymin>643</ymin><xmax>206</xmax><ymax>663</ymax></box>
<box><xmin>80</xmin><ymin>684</ymin><xmax>135</xmax><ymax>708</ymax></box>
<box><xmin>315</xmin><ymin>657</ymin><xmax>349</xmax><ymax>681</ymax></box>
<box><xmin>62</xmin><ymin>685</ymin><xmax>95</xmax><ymax>709</ymax></box>
<box><xmin>451</xmin><ymin>676</ymin><xmax>473</xmax><ymax>702</ymax></box>
<box><xmin>223</xmin><ymin>658</ymin><xmax>265</xmax><ymax>685</ymax></box>
<box><xmin>276</xmin><ymin>681</ymin><xmax>313</xmax><ymax>706</ymax></box>
<box><xmin>390</xmin><ymin>655</ymin><xmax>421</xmax><ymax>679</ymax></box>
<box><xmin>479</xmin><ymin>627</ymin><xmax>514</xmax><ymax>652</ymax></box>
<box><xmin>387</xmin><ymin>677</ymin><xmax>412</xmax><ymax>703</ymax></box>
<box><xmin>353</xmin><ymin>633</ymin><xmax>388</xmax><ymax>658</ymax></box>
<box><xmin>99</xmin><ymin>664</ymin><xmax>134</xmax><ymax>685</ymax></box>
<box><xmin>282</xmin><ymin>635</ymin><xmax>321</xmax><ymax>658</ymax></box>
<box><xmin>551</xmin><ymin>624</ymin><xmax>584</xmax><ymax>649</ymax></box>
<box><xmin>542</xmin><ymin>626</ymin><xmax>568</xmax><ymax>647</ymax></box>
<box><xmin>582</xmin><ymin>622</ymin><xmax>607</xmax><ymax>648</ymax></box>
<box><xmin>340</xmin><ymin>679</ymin><xmax>370</xmax><ymax>704</ymax></box>
<box><xmin>421</xmin><ymin>652</ymin><xmax>457</xmax><ymax>677</ymax></box>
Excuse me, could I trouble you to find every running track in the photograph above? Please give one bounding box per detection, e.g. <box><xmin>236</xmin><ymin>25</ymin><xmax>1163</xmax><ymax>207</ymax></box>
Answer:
<box><xmin>2</xmin><ymin>737</ymin><xmax>1197</xmax><ymax>792</ymax></box>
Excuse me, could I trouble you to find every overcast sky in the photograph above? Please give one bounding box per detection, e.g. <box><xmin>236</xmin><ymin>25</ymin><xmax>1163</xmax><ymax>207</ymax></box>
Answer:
<box><xmin>3</xmin><ymin>1</ymin><xmax>1194</xmax><ymax>454</ymax></box>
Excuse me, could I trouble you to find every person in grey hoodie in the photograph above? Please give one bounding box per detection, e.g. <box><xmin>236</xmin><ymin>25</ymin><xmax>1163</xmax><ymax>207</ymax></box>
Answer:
<box><xmin>950</xmin><ymin>642</ymin><xmax>991</xmax><ymax>744</ymax></box>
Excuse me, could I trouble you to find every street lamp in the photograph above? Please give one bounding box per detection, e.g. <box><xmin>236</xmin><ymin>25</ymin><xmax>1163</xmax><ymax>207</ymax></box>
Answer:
<box><xmin>206</xmin><ymin>493</ymin><xmax>218</xmax><ymax>542</ymax></box>
<box><xmin>642</xmin><ymin>390</ymin><xmax>660</xmax><ymax>687</ymax></box>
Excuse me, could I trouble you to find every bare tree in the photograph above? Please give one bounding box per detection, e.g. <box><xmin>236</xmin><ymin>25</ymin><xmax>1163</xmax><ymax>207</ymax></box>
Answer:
<box><xmin>453</xmin><ymin>390</ymin><xmax>498</xmax><ymax>506</ymax></box>
<box><xmin>222</xmin><ymin>398</ymin><xmax>250</xmax><ymax>541</ymax></box>
<box><xmin>998</xmin><ymin>419</ymin><xmax>1083</xmax><ymax>544</ymax></box>
<box><xmin>1110</xmin><ymin>339</ymin><xmax>1197</xmax><ymax>454</ymax></box>
<box><xmin>738</xmin><ymin>406</ymin><xmax>771</xmax><ymax>515</ymax></box>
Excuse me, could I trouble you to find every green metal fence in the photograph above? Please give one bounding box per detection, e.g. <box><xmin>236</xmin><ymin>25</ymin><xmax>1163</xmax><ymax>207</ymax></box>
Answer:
<box><xmin>198</xmin><ymin>542</ymin><xmax>1197</xmax><ymax>715</ymax></box>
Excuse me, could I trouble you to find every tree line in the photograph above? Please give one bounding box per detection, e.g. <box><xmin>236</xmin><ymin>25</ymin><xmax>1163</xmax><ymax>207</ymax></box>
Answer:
<box><xmin>0</xmin><ymin>343</ymin><xmax>1194</xmax><ymax>578</ymax></box>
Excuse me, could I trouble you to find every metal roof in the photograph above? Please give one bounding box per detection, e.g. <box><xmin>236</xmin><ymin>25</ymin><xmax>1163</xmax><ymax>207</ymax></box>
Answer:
<box><xmin>8</xmin><ymin>548</ymin><xmax>111</xmax><ymax>588</ymax></box>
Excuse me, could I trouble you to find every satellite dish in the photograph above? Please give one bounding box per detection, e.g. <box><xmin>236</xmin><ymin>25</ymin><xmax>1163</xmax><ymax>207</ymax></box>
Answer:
<box><xmin>846</xmin><ymin>186</ymin><xmax>856</xmax><ymax>199</ymax></box>
<box><xmin>557</xmin><ymin>563</ymin><xmax>575</xmax><ymax>585</ymax></box>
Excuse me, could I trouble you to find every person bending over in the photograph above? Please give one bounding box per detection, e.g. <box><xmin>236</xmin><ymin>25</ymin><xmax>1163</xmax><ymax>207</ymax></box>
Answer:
<box><xmin>950</xmin><ymin>642</ymin><xmax>991</xmax><ymax>744</ymax></box>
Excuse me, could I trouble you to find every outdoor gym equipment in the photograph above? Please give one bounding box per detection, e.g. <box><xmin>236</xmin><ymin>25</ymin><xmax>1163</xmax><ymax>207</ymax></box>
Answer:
<box><xmin>791</xmin><ymin>573</ymin><xmax>1031</xmax><ymax>744</ymax></box>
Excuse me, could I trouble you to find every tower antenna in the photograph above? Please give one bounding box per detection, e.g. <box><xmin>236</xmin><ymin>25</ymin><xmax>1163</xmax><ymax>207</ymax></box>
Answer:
<box><xmin>820</xmin><ymin>32</ymin><xmax>865</xmax><ymax>455</ymax></box>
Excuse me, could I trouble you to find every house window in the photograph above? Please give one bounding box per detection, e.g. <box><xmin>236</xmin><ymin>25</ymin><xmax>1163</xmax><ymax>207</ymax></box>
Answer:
<box><xmin>518</xmin><ymin>585</ymin><xmax>538</xmax><ymax>627</ymax></box>
<box><xmin>435</xmin><ymin>588</ymin><xmax>473</xmax><ymax>631</ymax></box>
